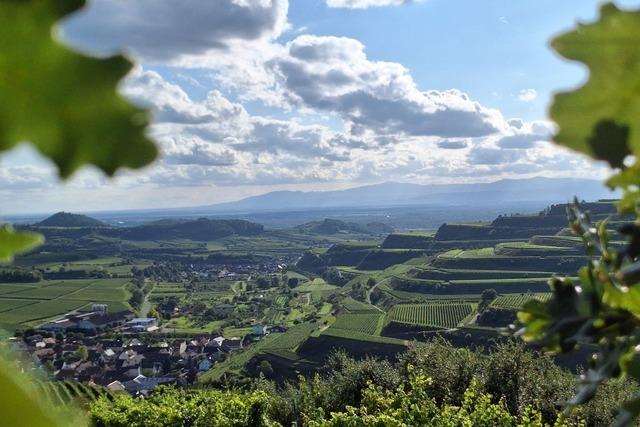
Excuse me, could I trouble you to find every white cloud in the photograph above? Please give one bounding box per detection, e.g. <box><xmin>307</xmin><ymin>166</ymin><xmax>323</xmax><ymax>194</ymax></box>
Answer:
<box><xmin>1</xmin><ymin>3</ymin><xmax>609</xmax><ymax>212</ymax></box>
<box><xmin>119</xmin><ymin>69</ymin><xmax>358</xmax><ymax>183</ymax></box>
<box><xmin>270</xmin><ymin>35</ymin><xmax>506</xmax><ymax>139</ymax></box>
<box><xmin>62</xmin><ymin>0</ymin><xmax>289</xmax><ymax>62</ymax></box>
<box><xmin>517</xmin><ymin>88</ymin><xmax>538</xmax><ymax>102</ymax></box>
<box><xmin>326</xmin><ymin>0</ymin><xmax>414</xmax><ymax>8</ymax></box>
<box><xmin>0</xmin><ymin>164</ymin><xmax>52</xmax><ymax>191</ymax></box>
<box><xmin>496</xmin><ymin>121</ymin><xmax>553</xmax><ymax>149</ymax></box>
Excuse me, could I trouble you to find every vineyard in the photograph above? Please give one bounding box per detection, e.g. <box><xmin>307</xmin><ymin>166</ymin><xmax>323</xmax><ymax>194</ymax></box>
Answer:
<box><xmin>341</xmin><ymin>297</ymin><xmax>381</xmax><ymax>313</ymax></box>
<box><xmin>36</xmin><ymin>380</ymin><xmax>112</xmax><ymax>407</ymax></box>
<box><xmin>329</xmin><ymin>313</ymin><xmax>383</xmax><ymax>335</ymax></box>
<box><xmin>389</xmin><ymin>303</ymin><xmax>473</xmax><ymax>329</ymax></box>
<box><xmin>491</xmin><ymin>293</ymin><xmax>551</xmax><ymax>310</ymax></box>
<box><xmin>321</xmin><ymin>327</ymin><xmax>406</xmax><ymax>346</ymax></box>
<box><xmin>261</xmin><ymin>322</ymin><xmax>316</xmax><ymax>351</ymax></box>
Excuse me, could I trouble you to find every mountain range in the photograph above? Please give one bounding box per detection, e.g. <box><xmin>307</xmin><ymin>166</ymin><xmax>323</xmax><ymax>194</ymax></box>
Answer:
<box><xmin>197</xmin><ymin>177</ymin><xmax>616</xmax><ymax>213</ymax></box>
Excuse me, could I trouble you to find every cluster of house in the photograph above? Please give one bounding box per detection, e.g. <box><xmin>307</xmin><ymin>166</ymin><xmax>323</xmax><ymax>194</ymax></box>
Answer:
<box><xmin>15</xmin><ymin>334</ymin><xmax>247</xmax><ymax>396</ymax></box>
<box><xmin>189</xmin><ymin>256</ymin><xmax>297</xmax><ymax>279</ymax></box>
<box><xmin>39</xmin><ymin>304</ymin><xmax>158</xmax><ymax>334</ymax></box>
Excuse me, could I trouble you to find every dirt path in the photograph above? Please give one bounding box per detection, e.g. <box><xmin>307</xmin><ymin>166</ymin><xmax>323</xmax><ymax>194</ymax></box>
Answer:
<box><xmin>366</xmin><ymin>280</ymin><xmax>386</xmax><ymax>312</ymax></box>
<box><xmin>140</xmin><ymin>281</ymin><xmax>155</xmax><ymax>317</ymax></box>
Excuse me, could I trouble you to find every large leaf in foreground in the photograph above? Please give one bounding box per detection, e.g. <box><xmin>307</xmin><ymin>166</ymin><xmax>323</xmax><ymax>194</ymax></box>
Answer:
<box><xmin>0</xmin><ymin>226</ymin><xmax>42</xmax><ymax>263</ymax></box>
<box><xmin>550</xmin><ymin>3</ymin><xmax>640</xmax><ymax>170</ymax></box>
<box><xmin>0</xmin><ymin>0</ymin><xmax>157</xmax><ymax>178</ymax></box>
<box><xmin>0</xmin><ymin>353</ymin><xmax>84</xmax><ymax>427</ymax></box>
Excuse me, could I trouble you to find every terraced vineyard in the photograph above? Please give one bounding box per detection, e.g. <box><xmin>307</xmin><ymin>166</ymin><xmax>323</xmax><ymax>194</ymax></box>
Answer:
<box><xmin>262</xmin><ymin>322</ymin><xmax>317</xmax><ymax>352</ymax></box>
<box><xmin>389</xmin><ymin>303</ymin><xmax>473</xmax><ymax>329</ymax></box>
<box><xmin>329</xmin><ymin>313</ymin><xmax>383</xmax><ymax>335</ymax></box>
<box><xmin>491</xmin><ymin>293</ymin><xmax>551</xmax><ymax>310</ymax></box>
<box><xmin>341</xmin><ymin>297</ymin><xmax>380</xmax><ymax>313</ymax></box>
<box><xmin>321</xmin><ymin>327</ymin><xmax>406</xmax><ymax>345</ymax></box>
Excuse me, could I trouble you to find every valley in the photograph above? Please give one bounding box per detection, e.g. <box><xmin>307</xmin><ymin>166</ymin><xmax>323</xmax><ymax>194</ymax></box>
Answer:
<box><xmin>2</xmin><ymin>200</ymin><xmax>622</xmax><ymax>392</ymax></box>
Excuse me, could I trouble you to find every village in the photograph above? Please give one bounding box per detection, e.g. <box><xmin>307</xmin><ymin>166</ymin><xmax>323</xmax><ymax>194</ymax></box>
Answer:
<box><xmin>10</xmin><ymin>303</ymin><xmax>285</xmax><ymax>396</ymax></box>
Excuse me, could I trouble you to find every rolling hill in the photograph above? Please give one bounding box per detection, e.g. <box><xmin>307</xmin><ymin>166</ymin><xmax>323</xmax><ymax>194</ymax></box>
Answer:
<box><xmin>36</xmin><ymin>212</ymin><xmax>107</xmax><ymax>227</ymax></box>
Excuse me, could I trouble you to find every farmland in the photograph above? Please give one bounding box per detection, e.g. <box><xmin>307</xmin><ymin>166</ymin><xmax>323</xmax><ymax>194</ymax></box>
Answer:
<box><xmin>0</xmin><ymin>279</ymin><xmax>131</xmax><ymax>329</ymax></box>
<box><xmin>5</xmin><ymin>200</ymin><xmax>622</xmax><ymax>388</ymax></box>
<box><xmin>328</xmin><ymin>313</ymin><xmax>384</xmax><ymax>335</ymax></box>
<box><xmin>388</xmin><ymin>303</ymin><xmax>473</xmax><ymax>329</ymax></box>
<box><xmin>491</xmin><ymin>293</ymin><xmax>551</xmax><ymax>310</ymax></box>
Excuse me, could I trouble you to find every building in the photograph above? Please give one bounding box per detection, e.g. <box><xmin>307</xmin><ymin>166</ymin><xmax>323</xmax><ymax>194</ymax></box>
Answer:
<box><xmin>40</xmin><ymin>319</ymin><xmax>77</xmax><ymax>333</ymax></box>
<box><xmin>251</xmin><ymin>324</ymin><xmax>268</xmax><ymax>336</ymax></box>
<box><xmin>92</xmin><ymin>304</ymin><xmax>108</xmax><ymax>314</ymax></box>
<box><xmin>122</xmin><ymin>374</ymin><xmax>175</xmax><ymax>395</ymax></box>
<box><xmin>126</xmin><ymin>318</ymin><xmax>157</xmax><ymax>332</ymax></box>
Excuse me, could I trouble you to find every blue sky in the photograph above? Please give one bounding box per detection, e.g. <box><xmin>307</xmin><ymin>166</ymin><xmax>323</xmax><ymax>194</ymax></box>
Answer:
<box><xmin>2</xmin><ymin>0</ymin><xmax>631</xmax><ymax>214</ymax></box>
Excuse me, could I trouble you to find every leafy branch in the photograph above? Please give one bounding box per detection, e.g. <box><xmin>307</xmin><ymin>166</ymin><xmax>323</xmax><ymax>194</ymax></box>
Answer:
<box><xmin>517</xmin><ymin>3</ymin><xmax>640</xmax><ymax>425</ymax></box>
<box><xmin>0</xmin><ymin>0</ymin><xmax>157</xmax><ymax>424</ymax></box>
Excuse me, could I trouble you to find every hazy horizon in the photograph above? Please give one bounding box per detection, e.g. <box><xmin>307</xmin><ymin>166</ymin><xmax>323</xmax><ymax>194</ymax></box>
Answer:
<box><xmin>2</xmin><ymin>0</ymin><xmax>634</xmax><ymax>214</ymax></box>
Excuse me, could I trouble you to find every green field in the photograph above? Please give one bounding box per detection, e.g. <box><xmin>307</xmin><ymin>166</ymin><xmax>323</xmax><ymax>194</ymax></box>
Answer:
<box><xmin>491</xmin><ymin>293</ymin><xmax>551</xmax><ymax>310</ymax></box>
<box><xmin>389</xmin><ymin>303</ymin><xmax>473</xmax><ymax>329</ymax></box>
<box><xmin>0</xmin><ymin>278</ymin><xmax>131</xmax><ymax>329</ymax></box>
<box><xmin>262</xmin><ymin>323</ymin><xmax>317</xmax><ymax>352</ymax></box>
<box><xmin>296</xmin><ymin>278</ymin><xmax>336</xmax><ymax>292</ymax></box>
<box><xmin>321</xmin><ymin>327</ymin><xmax>406</xmax><ymax>345</ymax></box>
<box><xmin>328</xmin><ymin>313</ymin><xmax>383</xmax><ymax>335</ymax></box>
<box><xmin>0</xmin><ymin>299</ymin><xmax>38</xmax><ymax>313</ymax></box>
<box><xmin>199</xmin><ymin>334</ymin><xmax>279</xmax><ymax>383</ymax></box>
<box><xmin>342</xmin><ymin>297</ymin><xmax>381</xmax><ymax>313</ymax></box>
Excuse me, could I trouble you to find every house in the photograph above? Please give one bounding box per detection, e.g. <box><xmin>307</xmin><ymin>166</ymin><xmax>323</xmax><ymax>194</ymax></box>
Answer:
<box><xmin>122</xmin><ymin>374</ymin><xmax>175</xmax><ymax>395</ymax></box>
<box><xmin>126</xmin><ymin>318</ymin><xmax>157</xmax><ymax>332</ymax></box>
<box><xmin>106</xmin><ymin>380</ymin><xmax>126</xmax><ymax>392</ymax></box>
<box><xmin>206</xmin><ymin>336</ymin><xmax>225</xmax><ymax>349</ymax></box>
<box><xmin>251</xmin><ymin>324</ymin><xmax>268</xmax><ymax>336</ymax></box>
<box><xmin>221</xmin><ymin>338</ymin><xmax>242</xmax><ymax>352</ymax></box>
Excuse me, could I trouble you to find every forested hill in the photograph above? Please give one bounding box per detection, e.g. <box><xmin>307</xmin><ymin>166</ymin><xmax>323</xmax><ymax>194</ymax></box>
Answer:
<box><xmin>114</xmin><ymin>218</ymin><xmax>264</xmax><ymax>241</ymax></box>
<box><xmin>36</xmin><ymin>212</ymin><xmax>107</xmax><ymax>227</ymax></box>
<box><xmin>27</xmin><ymin>216</ymin><xmax>264</xmax><ymax>241</ymax></box>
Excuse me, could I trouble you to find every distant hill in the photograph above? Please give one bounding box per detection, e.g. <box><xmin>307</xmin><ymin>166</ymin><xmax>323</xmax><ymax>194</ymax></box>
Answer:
<box><xmin>197</xmin><ymin>177</ymin><xmax>617</xmax><ymax>213</ymax></box>
<box><xmin>36</xmin><ymin>212</ymin><xmax>107</xmax><ymax>227</ymax></box>
<box><xmin>118</xmin><ymin>218</ymin><xmax>264</xmax><ymax>241</ymax></box>
<box><xmin>295</xmin><ymin>219</ymin><xmax>393</xmax><ymax>235</ymax></box>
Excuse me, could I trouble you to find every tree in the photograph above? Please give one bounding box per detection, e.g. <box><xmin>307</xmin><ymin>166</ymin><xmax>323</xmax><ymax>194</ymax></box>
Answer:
<box><xmin>256</xmin><ymin>276</ymin><xmax>270</xmax><ymax>289</ymax></box>
<box><xmin>516</xmin><ymin>4</ymin><xmax>640</xmax><ymax>425</ymax></box>
<box><xmin>287</xmin><ymin>277</ymin><xmax>299</xmax><ymax>288</ymax></box>
<box><xmin>130</xmin><ymin>289</ymin><xmax>145</xmax><ymax>309</ymax></box>
<box><xmin>76</xmin><ymin>345</ymin><xmax>88</xmax><ymax>361</ymax></box>
<box><xmin>148</xmin><ymin>306</ymin><xmax>161</xmax><ymax>321</ymax></box>
<box><xmin>478</xmin><ymin>288</ymin><xmax>497</xmax><ymax>312</ymax></box>
<box><xmin>256</xmin><ymin>360</ymin><xmax>274</xmax><ymax>378</ymax></box>
<box><xmin>323</xmin><ymin>267</ymin><xmax>346</xmax><ymax>286</ymax></box>
<box><xmin>270</xmin><ymin>276</ymin><xmax>280</xmax><ymax>288</ymax></box>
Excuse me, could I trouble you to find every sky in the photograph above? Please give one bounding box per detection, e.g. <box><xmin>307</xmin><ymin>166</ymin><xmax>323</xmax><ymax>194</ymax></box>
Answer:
<box><xmin>2</xmin><ymin>0</ymin><xmax>636</xmax><ymax>214</ymax></box>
